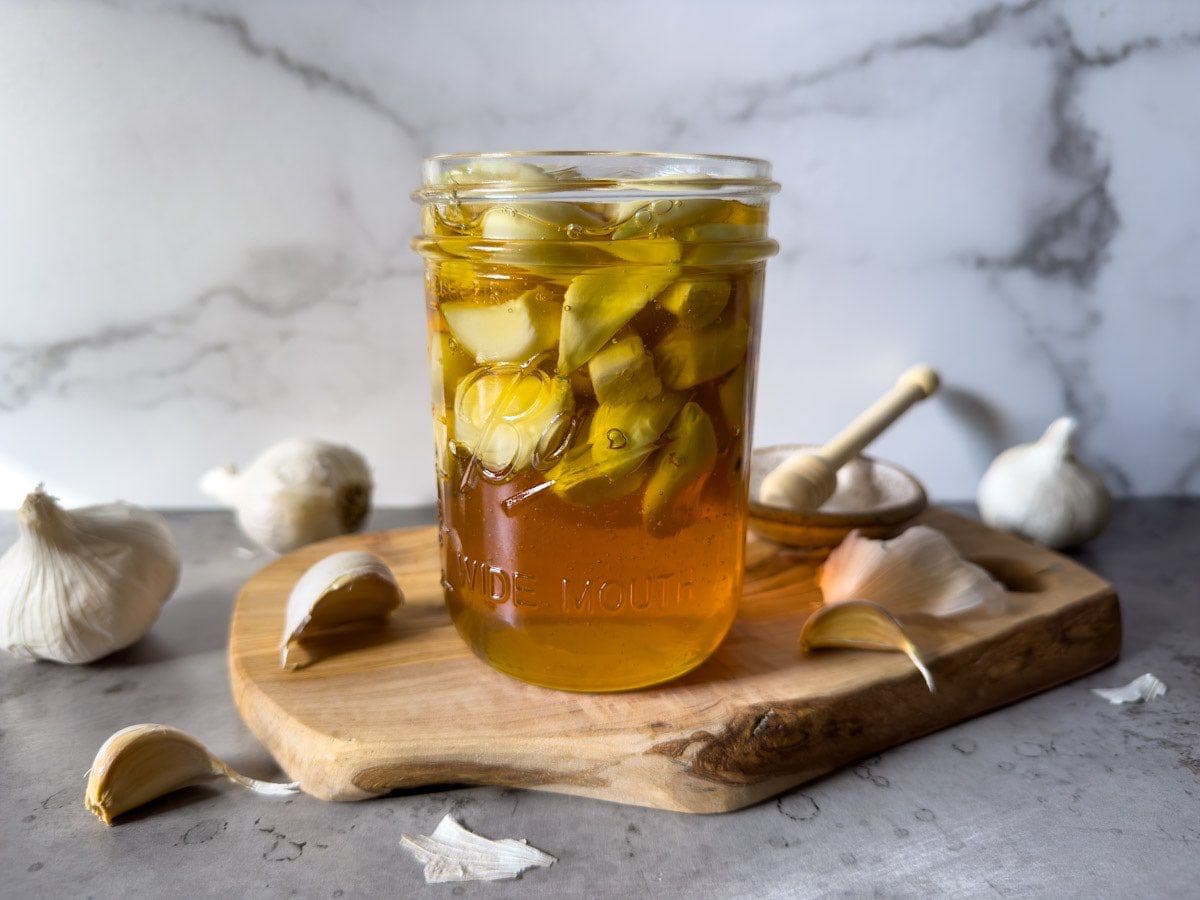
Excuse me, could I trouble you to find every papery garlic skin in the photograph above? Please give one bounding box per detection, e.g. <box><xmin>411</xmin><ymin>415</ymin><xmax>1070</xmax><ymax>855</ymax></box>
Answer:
<box><xmin>201</xmin><ymin>439</ymin><xmax>373</xmax><ymax>554</ymax></box>
<box><xmin>0</xmin><ymin>488</ymin><xmax>179</xmax><ymax>664</ymax></box>
<box><xmin>977</xmin><ymin>417</ymin><xmax>1111</xmax><ymax>549</ymax></box>
<box><xmin>820</xmin><ymin>526</ymin><xmax>1005</xmax><ymax>618</ymax></box>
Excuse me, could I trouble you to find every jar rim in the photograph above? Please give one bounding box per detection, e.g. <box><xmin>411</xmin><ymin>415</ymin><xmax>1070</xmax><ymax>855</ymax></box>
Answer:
<box><xmin>413</xmin><ymin>150</ymin><xmax>780</xmax><ymax>203</ymax></box>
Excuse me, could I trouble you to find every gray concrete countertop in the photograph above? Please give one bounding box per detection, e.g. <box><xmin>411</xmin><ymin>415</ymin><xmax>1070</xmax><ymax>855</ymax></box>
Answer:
<box><xmin>2</xmin><ymin>501</ymin><xmax>1197</xmax><ymax>898</ymax></box>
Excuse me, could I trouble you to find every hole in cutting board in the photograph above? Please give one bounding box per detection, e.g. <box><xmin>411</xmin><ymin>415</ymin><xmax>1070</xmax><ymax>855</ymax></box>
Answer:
<box><xmin>970</xmin><ymin>556</ymin><xmax>1044</xmax><ymax>593</ymax></box>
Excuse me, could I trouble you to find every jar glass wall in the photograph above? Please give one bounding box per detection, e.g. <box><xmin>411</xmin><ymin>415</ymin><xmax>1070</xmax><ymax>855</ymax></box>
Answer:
<box><xmin>412</xmin><ymin>151</ymin><xmax>778</xmax><ymax>691</ymax></box>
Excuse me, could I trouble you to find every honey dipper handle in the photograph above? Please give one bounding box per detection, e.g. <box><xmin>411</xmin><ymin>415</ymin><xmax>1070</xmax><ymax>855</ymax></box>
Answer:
<box><xmin>757</xmin><ymin>365</ymin><xmax>939</xmax><ymax>512</ymax></box>
<box><xmin>820</xmin><ymin>364</ymin><xmax>940</xmax><ymax>469</ymax></box>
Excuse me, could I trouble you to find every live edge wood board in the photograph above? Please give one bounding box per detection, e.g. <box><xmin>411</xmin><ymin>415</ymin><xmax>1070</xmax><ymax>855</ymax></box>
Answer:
<box><xmin>229</xmin><ymin>508</ymin><xmax>1121</xmax><ymax>814</ymax></box>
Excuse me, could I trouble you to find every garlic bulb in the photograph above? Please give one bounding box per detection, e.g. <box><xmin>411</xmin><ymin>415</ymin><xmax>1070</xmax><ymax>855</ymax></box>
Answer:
<box><xmin>977</xmin><ymin>417</ymin><xmax>1111</xmax><ymax>549</ymax></box>
<box><xmin>85</xmin><ymin>724</ymin><xmax>298</xmax><ymax>825</ymax></box>
<box><xmin>281</xmin><ymin>550</ymin><xmax>403</xmax><ymax>669</ymax></box>
<box><xmin>0</xmin><ymin>487</ymin><xmax>180</xmax><ymax>664</ymax></box>
<box><xmin>201</xmin><ymin>438</ymin><xmax>373</xmax><ymax>554</ymax></box>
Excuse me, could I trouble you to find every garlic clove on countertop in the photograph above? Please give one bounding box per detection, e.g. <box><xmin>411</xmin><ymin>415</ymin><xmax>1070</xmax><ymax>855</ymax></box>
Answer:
<box><xmin>976</xmin><ymin>417</ymin><xmax>1112</xmax><ymax>549</ymax></box>
<box><xmin>0</xmin><ymin>486</ymin><xmax>180</xmax><ymax>664</ymax></box>
<box><xmin>200</xmin><ymin>438</ymin><xmax>373</xmax><ymax>554</ymax></box>
<box><xmin>85</xmin><ymin>724</ymin><xmax>299</xmax><ymax>825</ymax></box>
<box><xmin>820</xmin><ymin>526</ymin><xmax>1006</xmax><ymax>619</ymax></box>
<box><xmin>281</xmin><ymin>550</ymin><xmax>404</xmax><ymax>670</ymax></box>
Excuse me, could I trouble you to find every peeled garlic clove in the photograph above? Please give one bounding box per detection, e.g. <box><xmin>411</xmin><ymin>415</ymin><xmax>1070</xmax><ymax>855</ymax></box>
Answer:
<box><xmin>557</xmin><ymin>265</ymin><xmax>681</xmax><ymax>374</ymax></box>
<box><xmin>442</xmin><ymin>287</ymin><xmax>561</xmax><ymax>365</ymax></box>
<box><xmin>401</xmin><ymin>814</ymin><xmax>556</xmax><ymax>884</ymax></box>
<box><xmin>977</xmin><ymin>417</ymin><xmax>1112</xmax><ymax>549</ymax></box>
<box><xmin>642</xmin><ymin>401</ymin><xmax>718</xmax><ymax>527</ymax></box>
<box><xmin>586</xmin><ymin>332</ymin><xmax>663</xmax><ymax>405</ymax></box>
<box><xmin>0</xmin><ymin>486</ymin><xmax>179</xmax><ymax>664</ymax></box>
<box><xmin>281</xmin><ymin>550</ymin><xmax>403</xmax><ymax>670</ymax></box>
<box><xmin>800</xmin><ymin>600</ymin><xmax>935</xmax><ymax>692</ymax></box>
<box><xmin>820</xmin><ymin>526</ymin><xmax>1006</xmax><ymax>619</ymax></box>
<box><xmin>200</xmin><ymin>439</ymin><xmax>373</xmax><ymax>554</ymax></box>
<box><xmin>657</xmin><ymin>277</ymin><xmax>731</xmax><ymax>328</ymax></box>
<box><xmin>85</xmin><ymin>724</ymin><xmax>299</xmax><ymax>825</ymax></box>
<box><xmin>653</xmin><ymin>317</ymin><xmax>749</xmax><ymax>390</ymax></box>
<box><xmin>454</xmin><ymin>367</ymin><xmax>574</xmax><ymax>476</ymax></box>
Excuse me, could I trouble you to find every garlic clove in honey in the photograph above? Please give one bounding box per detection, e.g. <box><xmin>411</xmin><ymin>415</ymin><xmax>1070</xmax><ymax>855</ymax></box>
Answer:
<box><xmin>642</xmin><ymin>401</ymin><xmax>718</xmax><ymax>528</ymax></box>
<box><xmin>200</xmin><ymin>439</ymin><xmax>373</xmax><ymax>554</ymax></box>
<box><xmin>557</xmin><ymin>265</ymin><xmax>681</xmax><ymax>374</ymax></box>
<box><xmin>977</xmin><ymin>417</ymin><xmax>1112</xmax><ymax>549</ymax></box>
<box><xmin>820</xmin><ymin>526</ymin><xmax>1006</xmax><ymax>619</ymax></box>
<box><xmin>0</xmin><ymin>486</ymin><xmax>179</xmax><ymax>664</ymax></box>
<box><xmin>281</xmin><ymin>551</ymin><xmax>403</xmax><ymax>670</ymax></box>
<box><xmin>800</xmin><ymin>600</ymin><xmax>935</xmax><ymax>692</ymax></box>
<box><xmin>442</xmin><ymin>287</ymin><xmax>561</xmax><ymax>365</ymax></box>
<box><xmin>653</xmin><ymin>317</ymin><xmax>750</xmax><ymax>391</ymax></box>
<box><xmin>85</xmin><ymin>724</ymin><xmax>298</xmax><ymax>825</ymax></box>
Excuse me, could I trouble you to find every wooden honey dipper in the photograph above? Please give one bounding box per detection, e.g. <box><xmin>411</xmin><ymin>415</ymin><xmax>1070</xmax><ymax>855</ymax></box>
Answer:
<box><xmin>758</xmin><ymin>364</ymin><xmax>940</xmax><ymax>512</ymax></box>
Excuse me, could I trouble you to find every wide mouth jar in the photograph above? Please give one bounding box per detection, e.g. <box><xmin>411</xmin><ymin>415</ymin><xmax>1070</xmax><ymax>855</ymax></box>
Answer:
<box><xmin>412</xmin><ymin>151</ymin><xmax>779</xmax><ymax>692</ymax></box>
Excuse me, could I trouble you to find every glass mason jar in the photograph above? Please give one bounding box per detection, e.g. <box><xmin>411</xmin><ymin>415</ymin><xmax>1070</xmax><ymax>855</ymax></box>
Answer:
<box><xmin>412</xmin><ymin>151</ymin><xmax>778</xmax><ymax>691</ymax></box>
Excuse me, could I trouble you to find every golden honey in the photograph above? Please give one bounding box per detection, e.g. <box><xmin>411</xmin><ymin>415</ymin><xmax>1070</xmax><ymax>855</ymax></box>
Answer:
<box><xmin>413</xmin><ymin>152</ymin><xmax>777</xmax><ymax>691</ymax></box>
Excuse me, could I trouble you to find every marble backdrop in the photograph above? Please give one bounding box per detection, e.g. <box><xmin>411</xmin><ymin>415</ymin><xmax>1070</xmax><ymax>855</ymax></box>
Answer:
<box><xmin>2</xmin><ymin>0</ymin><xmax>1198</xmax><ymax>507</ymax></box>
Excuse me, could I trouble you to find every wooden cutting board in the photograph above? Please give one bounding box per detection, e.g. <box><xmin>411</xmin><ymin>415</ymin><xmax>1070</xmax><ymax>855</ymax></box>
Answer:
<box><xmin>229</xmin><ymin>508</ymin><xmax>1120</xmax><ymax>813</ymax></box>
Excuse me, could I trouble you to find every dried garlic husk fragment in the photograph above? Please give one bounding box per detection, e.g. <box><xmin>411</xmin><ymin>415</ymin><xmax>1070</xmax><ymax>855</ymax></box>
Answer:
<box><xmin>820</xmin><ymin>526</ymin><xmax>1005</xmax><ymax>618</ymax></box>
<box><xmin>281</xmin><ymin>551</ymin><xmax>403</xmax><ymax>670</ymax></box>
<box><xmin>1091</xmin><ymin>673</ymin><xmax>1166</xmax><ymax>705</ymax></box>
<box><xmin>401</xmin><ymin>814</ymin><xmax>555</xmax><ymax>884</ymax></box>
<box><xmin>85</xmin><ymin>724</ymin><xmax>298</xmax><ymax>825</ymax></box>
<box><xmin>0</xmin><ymin>486</ymin><xmax>179</xmax><ymax>664</ymax></box>
<box><xmin>800</xmin><ymin>600</ymin><xmax>935</xmax><ymax>691</ymax></box>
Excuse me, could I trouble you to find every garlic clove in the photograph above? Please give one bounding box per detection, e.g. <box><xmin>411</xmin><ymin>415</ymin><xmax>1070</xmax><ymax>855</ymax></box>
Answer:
<box><xmin>799</xmin><ymin>600</ymin><xmax>935</xmax><ymax>692</ymax></box>
<box><xmin>200</xmin><ymin>439</ymin><xmax>373</xmax><ymax>554</ymax></box>
<box><xmin>401</xmin><ymin>814</ymin><xmax>556</xmax><ymax>884</ymax></box>
<box><xmin>0</xmin><ymin>486</ymin><xmax>179</xmax><ymax>664</ymax></box>
<box><xmin>281</xmin><ymin>551</ymin><xmax>403</xmax><ymax>670</ymax></box>
<box><xmin>976</xmin><ymin>416</ymin><xmax>1112</xmax><ymax>549</ymax></box>
<box><xmin>85</xmin><ymin>724</ymin><xmax>298</xmax><ymax>825</ymax></box>
<box><xmin>819</xmin><ymin>526</ymin><xmax>1006</xmax><ymax>619</ymax></box>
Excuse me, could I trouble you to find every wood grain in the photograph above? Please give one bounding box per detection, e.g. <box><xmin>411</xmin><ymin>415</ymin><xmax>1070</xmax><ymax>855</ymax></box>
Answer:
<box><xmin>229</xmin><ymin>509</ymin><xmax>1121</xmax><ymax>813</ymax></box>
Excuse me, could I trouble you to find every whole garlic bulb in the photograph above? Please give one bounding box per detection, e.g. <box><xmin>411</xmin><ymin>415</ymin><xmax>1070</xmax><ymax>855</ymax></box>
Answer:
<box><xmin>0</xmin><ymin>487</ymin><xmax>180</xmax><ymax>664</ymax></box>
<box><xmin>977</xmin><ymin>417</ymin><xmax>1112</xmax><ymax>549</ymax></box>
<box><xmin>201</xmin><ymin>438</ymin><xmax>373</xmax><ymax>554</ymax></box>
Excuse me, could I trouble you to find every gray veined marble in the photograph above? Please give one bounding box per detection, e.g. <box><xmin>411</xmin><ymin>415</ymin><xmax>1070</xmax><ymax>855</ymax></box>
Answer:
<box><xmin>0</xmin><ymin>0</ymin><xmax>1198</xmax><ymax>508</ymax></box>
<box><xmin>0</xmin><ymin>502</ymin><xmax>1198</xmax><ymax>897</ymax></box>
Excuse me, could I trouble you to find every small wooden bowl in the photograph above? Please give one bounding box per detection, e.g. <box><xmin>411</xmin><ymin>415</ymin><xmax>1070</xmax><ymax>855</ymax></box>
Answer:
<box><xmin>748</xmin><ymin>444</ymin><xmax>928</xmax><ymax>552</ymax></box>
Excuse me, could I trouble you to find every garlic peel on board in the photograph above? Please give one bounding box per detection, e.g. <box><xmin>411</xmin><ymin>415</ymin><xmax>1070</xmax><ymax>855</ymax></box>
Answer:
<box><xmin>85</xmin><ymin>724</ymin><xmax>299</xmax><ymax>825</ymax></box>
<box><xmin>0</xmin><ymin>487</ymin><xmax>179</xmax><ymax>664</ymax></box>
<box><xmin>977</xmin><ymin>417</ymin><xmax>1111</xmax><ymax>549</ymax></box>
<box><xmin>281</xmin><ymin>550</ymin><xmax>403</xmax><ymax>670</ymax></box>
<box><xmin>201</xmin><ymin>439</ymin><xmax>373</xmax><ymax>554</ymax></box>
<box><xmin>401</xmin><ymin>814</ymin><xmax>556</xmax><ymax>883</ymax></box>
<box><xmin>819</xmin><ymin>526</ymin><xmax>1006</xmax><ymax>619</ymax></box>
<box><xmin>800</xmin><ymin>600</ymin><xmax>935</xmax><ymax>691</ymax></box>
<box><xmin>804</xmin><ymin>526</ymin><xmax>1008</xmax><ymax>691</ymax></box>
